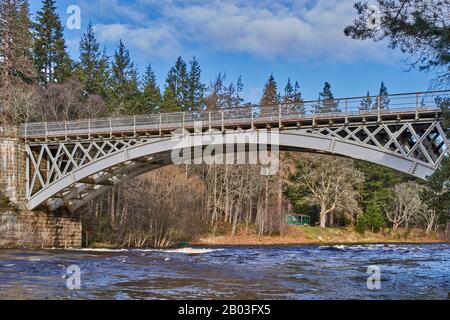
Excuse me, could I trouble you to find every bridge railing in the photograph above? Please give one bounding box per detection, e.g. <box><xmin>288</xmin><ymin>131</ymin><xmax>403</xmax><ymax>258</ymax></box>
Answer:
<box><xmin>21</xmin><ymin>90</ymin><xmax>450</xmax><ymax>139</ymax></box>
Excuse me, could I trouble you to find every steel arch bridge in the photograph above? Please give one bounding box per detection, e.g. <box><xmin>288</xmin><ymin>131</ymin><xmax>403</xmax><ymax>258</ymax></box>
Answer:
<box><xmin>21</xmin><ymin>91</ymin><xmax>449</xmax><ymax>212</ymax></box>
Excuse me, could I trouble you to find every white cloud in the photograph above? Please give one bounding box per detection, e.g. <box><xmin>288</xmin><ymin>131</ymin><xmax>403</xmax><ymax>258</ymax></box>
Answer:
<box><xmin>97</xmin><ymin>0</ymin><xmax>147</xmax><ymax>22</ymax></box>
<box><xmin>170</xmin><ymin>0</ymin><xmax>390</xmax><ymax>61</ymax></box>
<box><xmin>88</xmin><ymin>0</ymin><xmax>392</xmax><ymax>62</ymax></box>
<box><xmin>94</xmin><ymin>23</ymin><xmax>180</xmax><ymax>58</ymax></box>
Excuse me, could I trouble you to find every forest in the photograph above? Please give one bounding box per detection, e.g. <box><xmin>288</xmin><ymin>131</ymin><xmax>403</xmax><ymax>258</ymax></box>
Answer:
<box><xmin>0</xmin><ymin>0</ymin><xmax>449</xmax><ymax>247</ymax></box>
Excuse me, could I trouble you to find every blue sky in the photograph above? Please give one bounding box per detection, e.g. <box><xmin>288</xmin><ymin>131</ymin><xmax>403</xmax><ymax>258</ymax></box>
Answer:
<box><xmin>30</xmin><ymin>0</ymin><xmax>432</xmax><ymax>103</ymax></box>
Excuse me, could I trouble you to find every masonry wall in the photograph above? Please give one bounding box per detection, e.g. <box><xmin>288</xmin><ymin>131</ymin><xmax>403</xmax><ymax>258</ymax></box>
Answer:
<box><xmin>0</xmin><ymin>126</ymin><xmax>25</xmax><ymax>203</ymax></box>
<box><xmin>0</xmin><ymin>126</ymin><xmax>82</xmax><ymax>248</ymax></box>
<box><xmin>0</xmin><ymin>210</ymin><xmax>82</xmax><ymax>248</ymax></box>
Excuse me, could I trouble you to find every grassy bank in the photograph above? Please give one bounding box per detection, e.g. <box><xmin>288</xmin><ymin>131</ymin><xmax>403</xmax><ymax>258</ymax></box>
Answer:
<box><xmin>194</xmin><ymin>226</ymin><xmax>446</xmax><ymax>246</ymax></box>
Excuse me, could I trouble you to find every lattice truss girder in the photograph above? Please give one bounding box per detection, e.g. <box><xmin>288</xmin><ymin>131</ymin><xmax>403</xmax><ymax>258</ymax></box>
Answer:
<box><xmin>25</xmin><ymin>137</ymin><xmax>165</xmax><ymax>210</ymax></box>
<box><xmin>306</xmin><ymin>120</ymin><xmax>449</xmax><ymax>168</ymax></box>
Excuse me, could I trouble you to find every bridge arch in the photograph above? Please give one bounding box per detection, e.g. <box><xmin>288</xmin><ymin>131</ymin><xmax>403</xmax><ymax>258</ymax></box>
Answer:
<box><xmin>25</xmin><ymin>127</ymin><xmax>447</xmax><ymax>212</ymax></box>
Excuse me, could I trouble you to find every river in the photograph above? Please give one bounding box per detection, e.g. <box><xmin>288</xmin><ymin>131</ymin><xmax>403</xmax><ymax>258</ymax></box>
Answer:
<box><xmin>0</xmin><ymin>243</ymin><xmax>448</xmax><ymax>300</ymax></box>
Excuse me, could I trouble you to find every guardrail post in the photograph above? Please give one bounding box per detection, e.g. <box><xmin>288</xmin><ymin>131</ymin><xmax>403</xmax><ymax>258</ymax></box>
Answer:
<box><xmin>182</xmin><ymin>112</ymin><xmax>185</xmax><ymax>131</ymax></box>
<box><xmin>278</xmin><ymin>104</ymin><xmax>282</xmax><ymax>128</ymax></box>
<box><xmin>221</xmin><ymin>111</ymin><xmax>224</xmax><ymax>132</ymax></box>
<box><xmin>251</xmin><ymin>112</ymin><xmax>254</xmax><ymax>130</ymax></box>
<box><xmin>377</xmin><ymin>96</ymin><xmax>381</xmax><ymax>122</ymax></box>
<box><xmin>415</xmin><ymin>94</ymin><xmax>420</xmax><ymax>120</ymax></box>
<box><xmin>209</xmin><ymin>111</ymin><xmax>212</xmax><ymax>130</ymax></box>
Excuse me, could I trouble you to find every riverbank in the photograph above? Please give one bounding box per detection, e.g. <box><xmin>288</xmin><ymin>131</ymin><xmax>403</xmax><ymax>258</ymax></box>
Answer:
<box><xmin>193</xmin><ymin>226</ymin><xmax>447</xmax><ymax>246</ymax></box>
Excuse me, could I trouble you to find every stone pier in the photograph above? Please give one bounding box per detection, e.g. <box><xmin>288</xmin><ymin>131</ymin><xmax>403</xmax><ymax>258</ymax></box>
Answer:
<box><xmin>0</xmin><ymin>209</ymin><xmax>82</xmax><ymax>248</ymax></box>
<box><xmin>0</xmin><ymin>126</ymin><xmax>82</xmax><ymax>248</ymax></box>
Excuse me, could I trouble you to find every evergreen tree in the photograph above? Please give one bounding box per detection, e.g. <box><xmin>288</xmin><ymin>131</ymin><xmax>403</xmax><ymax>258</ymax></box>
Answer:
<box><xmin>75</xmin><ymin>22</ymin><xmax>109</xmax><ymax>97</ymax></box>
<box><xmin>345</xmin><ymin>1</ymin><xmax>450</xmax><ymax>87</ymax></box>
<box><xmin>0</xmin><ymin>0</ymin><xmax>35</xmax><ymax>86</ymax></box>
<box><xmin>313</xmin><ymin>82</ymin><xmax>340</xmax><ymax>113</ymax></box>
<box><xmin>282</xmin><ymin>78</ymin><xmax>305</xmax><ymax>114</ymax></box>
<box><xmin>293</xmin><ymin>81</ymin><xmax>305</xmax><ymax>114</ymax></box>
<box><xmin>33</xmin><ymin>0</ymin><xmax>72</xmax><ymax>84</ymax></box>
<box><xmin>187</xmin><ymin>56</ymin><xmax>205</xmax><ymax>111</ymax></box>
<box><xmin>436</xmin><ymin>96</ymin><xmax>450</xmax><ymax>129</ymax></box>
<box><xmin>356</xmin><ymin>201</ymin><xmax>386</xmax><ymax>234</ymax></box>
<box><xmin>283</xmin><ymin>78</ymin><xmax>294</xmax><ymax>103</ymax></box>
<box><xmin>138</xmin><ymin>63</ymin><xmax>161</xmax><ymax>114</ymax></box>
<box><xmin>355</xmin><ymin>160</ymin><xmax>409</xmax><ymax>213</ymax></box>
<box><xmin>166</xmin><ymin>56</ymin><xmax>188</xmax><ymax>110</ymax></box>
<box><xmin>359</xmin><ymin>91</ymin><xmax>372</xmax><ymax>111</ymax></box>
<box><xmin>260</xmin><ymin>74</ymin><xmax>279</xmax><ymax>105</ymax></box>
<box><xmin>375</xmin><ymin>81</ymin><xmax>390</xmax><ymax>109</ymax></box>
<box><xmin>161</xmin><ymin>87</ymin><xmax>179</xmax><ymax>112</ymax></box>
<box><xmin>109</xmin><ymin>40</ymin><xmax>139</xmax><ymax>114</ymax></box>
<box><xmin>260</xmin><ymin>74</ymin><xmax>280</xmax><ymax>116</ymax></box>
<box><xmin>236</xmin><ymin>75</ymin><xmax>244</xmax><ymax>105</ymax></box>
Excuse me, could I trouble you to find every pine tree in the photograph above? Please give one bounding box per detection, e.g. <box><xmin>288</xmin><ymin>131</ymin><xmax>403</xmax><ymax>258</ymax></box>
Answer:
<box><xmin>75</xmin><ymin>22</ymin><xmax>109</xmax><ymax>97</ymax></box>
<box><xmin>161</xmin><ymin>87</ymin><xmax>179</xmax><ymax>112</ymax></box>
<box><xmin>260</xmin><ymin>74</ymin><xmax>279</xmax><ymax>105</ymax></box>
<box><xmin>166</xmin><ymin>56</ymin><xmax>188</xmax><ymax>110</ymax></box>
<box><xmin>0</xmin><ymin>0</ymin><xmax>38</xmax><ymax>125</ymax></box>
<box><xmin>260</xmin><ymin>74</ymin><xmax>280</xmax><ymax>116</ymax></box>
<box><xmin>109</xmin><ymin>40</ymin><xmax>139</xmax><ymax>114</ymax></box>
<box><xmin>33</xmin><ymin>0</ymin><xmax>72</xmax><ymax>84</ymax></box>
<box><xmin>139</xmin><ymin>64</ymin><xmax>161</xmax><ymax>114</ymax></box>
<box><xmin>376</xmin><ymin>81</ymin><xmax>390</xmax><ymax>109</ymax></box>
<box><xmin>359</xmin><ymin>91</ymin><xmax>372</xmax><ymax>111</ymax></box>
<box><xmin>313</xmin><ymin>82</ymin><xmax>340</xmax><ymax>113</ymax></box>
<box><xmin>293</xmin><ymin>81</ymin><xmax>305</xmax><ymax>114</ymax></box>
<box><xmin>282</xmin><ymin>79</ymin><xmax>305</xmax><ymax>115</ymax></box>
<box><xmin>0</xmin><ymin>0</ymin><xmax>35</xmax><ymax>86</ymax></box>
<box><xmin>283</xmin><ymin>78</ymin><xmax>294</xmax><ymax>104</ymax></box>
<box><xmin>187</xmin><ymin>56</ymin><xmax>205</xmax><ymax>112</ymax></box>
<box><xmin>236</xmin><ymin>75</ymin><xmax>244</xmax><ymax>105</ymax></box>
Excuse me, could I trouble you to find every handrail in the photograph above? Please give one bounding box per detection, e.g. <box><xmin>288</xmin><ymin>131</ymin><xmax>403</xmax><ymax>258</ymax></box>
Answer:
<box><xmin>20</xmin><ymin>90</ymin><xmax>449</xmax><ymax>139</ymax></box>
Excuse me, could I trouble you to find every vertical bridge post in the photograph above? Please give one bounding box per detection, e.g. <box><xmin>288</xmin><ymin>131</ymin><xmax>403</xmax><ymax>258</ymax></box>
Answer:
<box><xmin>377</xmin><ymin>96</ymin><xmax>381</xmax><ymax>122</ymax></box>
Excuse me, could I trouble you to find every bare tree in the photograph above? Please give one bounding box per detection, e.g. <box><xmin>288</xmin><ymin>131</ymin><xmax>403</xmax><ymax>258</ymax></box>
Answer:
<box><xmin>419</xmin><ymin>206</ymin><xmax>439</xmax><ymax>234</ymax></box>
<box><xmin>386</xmin><ymin>181</ymin><xmax>423</xmax><ymax>231</ymax></box>
<box><xmin>0</xmin><ymin>84</ymin><xmax>39</xmax><ymax>124</ymax></box>
<box><xmin>290</xmin><ymin>154</ymin><xmax>365</xmax><ymax>228</ymax></box>
<box><xmin>80</xmin><ymin>166</ymin><xmax>206</xmax><ymax>248</ymax></box>
<box><xmin>37</xmin><ymin>78</ymin><xmax>108</xmax><ymax>122</ymax></box>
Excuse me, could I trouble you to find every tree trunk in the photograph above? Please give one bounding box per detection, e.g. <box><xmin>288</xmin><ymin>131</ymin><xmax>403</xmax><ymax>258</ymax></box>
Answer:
<box><xmin>320</xmin><ymin>202</ymin><xmax>327</xmax><ymax>228</ymax></box>
<box><xmin>392</xmin><ymin>222</ymin><xmax>400</xmax><ymax>231</ymax></box>
<box><xmin>224</xmin><ymin>165</ymin><xmax>230</xmax><ymax>222</ymax></box>
<box><xmin>320</xmin><ymin>213</ymin><xmax>327</xmax><ymax>228</ymax></box>
<box><xmin>277</xmin><ymin>173</ymin><xmax>283</xmax><ymax>234</ymax></box>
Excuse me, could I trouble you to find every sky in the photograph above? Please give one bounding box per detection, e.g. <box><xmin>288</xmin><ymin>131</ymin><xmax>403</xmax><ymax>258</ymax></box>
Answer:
<box><xmin>30</xmin><ymin>0</ymin><xmax>433</xmax><ymax>103</ymax></box>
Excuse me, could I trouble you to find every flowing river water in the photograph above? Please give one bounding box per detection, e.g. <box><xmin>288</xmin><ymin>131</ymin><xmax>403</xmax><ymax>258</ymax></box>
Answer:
<box><xmin>0</xmin><ymin>243</ymin><xmax>449</xmax><ymax>300</ymax></box>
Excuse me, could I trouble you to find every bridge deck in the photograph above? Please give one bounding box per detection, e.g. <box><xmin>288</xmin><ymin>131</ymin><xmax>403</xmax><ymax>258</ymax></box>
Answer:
<box><xmin>21</xmin><ymin>106</ymin><xmax>443</xmax><ymax>142</ymax></box>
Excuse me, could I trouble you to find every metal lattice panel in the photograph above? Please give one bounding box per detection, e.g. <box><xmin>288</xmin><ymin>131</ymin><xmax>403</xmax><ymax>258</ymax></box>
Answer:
<box><xmin>26</xmin><ymin>138</ymin><xmax>152</xmax><ymax>199</ymax></box>
<box><xmin>24</xmin><ymin>118</ymin><xmax>449</xmax><ymax>212</ymax></box>
<box><xmin>306</xmin><ymin>120</ymin><xmax>449</xmax><ymax>170</ymax></box>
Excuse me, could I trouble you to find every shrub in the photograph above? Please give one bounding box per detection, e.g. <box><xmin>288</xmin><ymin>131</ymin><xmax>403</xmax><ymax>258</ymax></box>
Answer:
<box><xmin>356</xmin><ymin>202</ymin><xmax>386</xmax><ymax>234</ymax></box>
